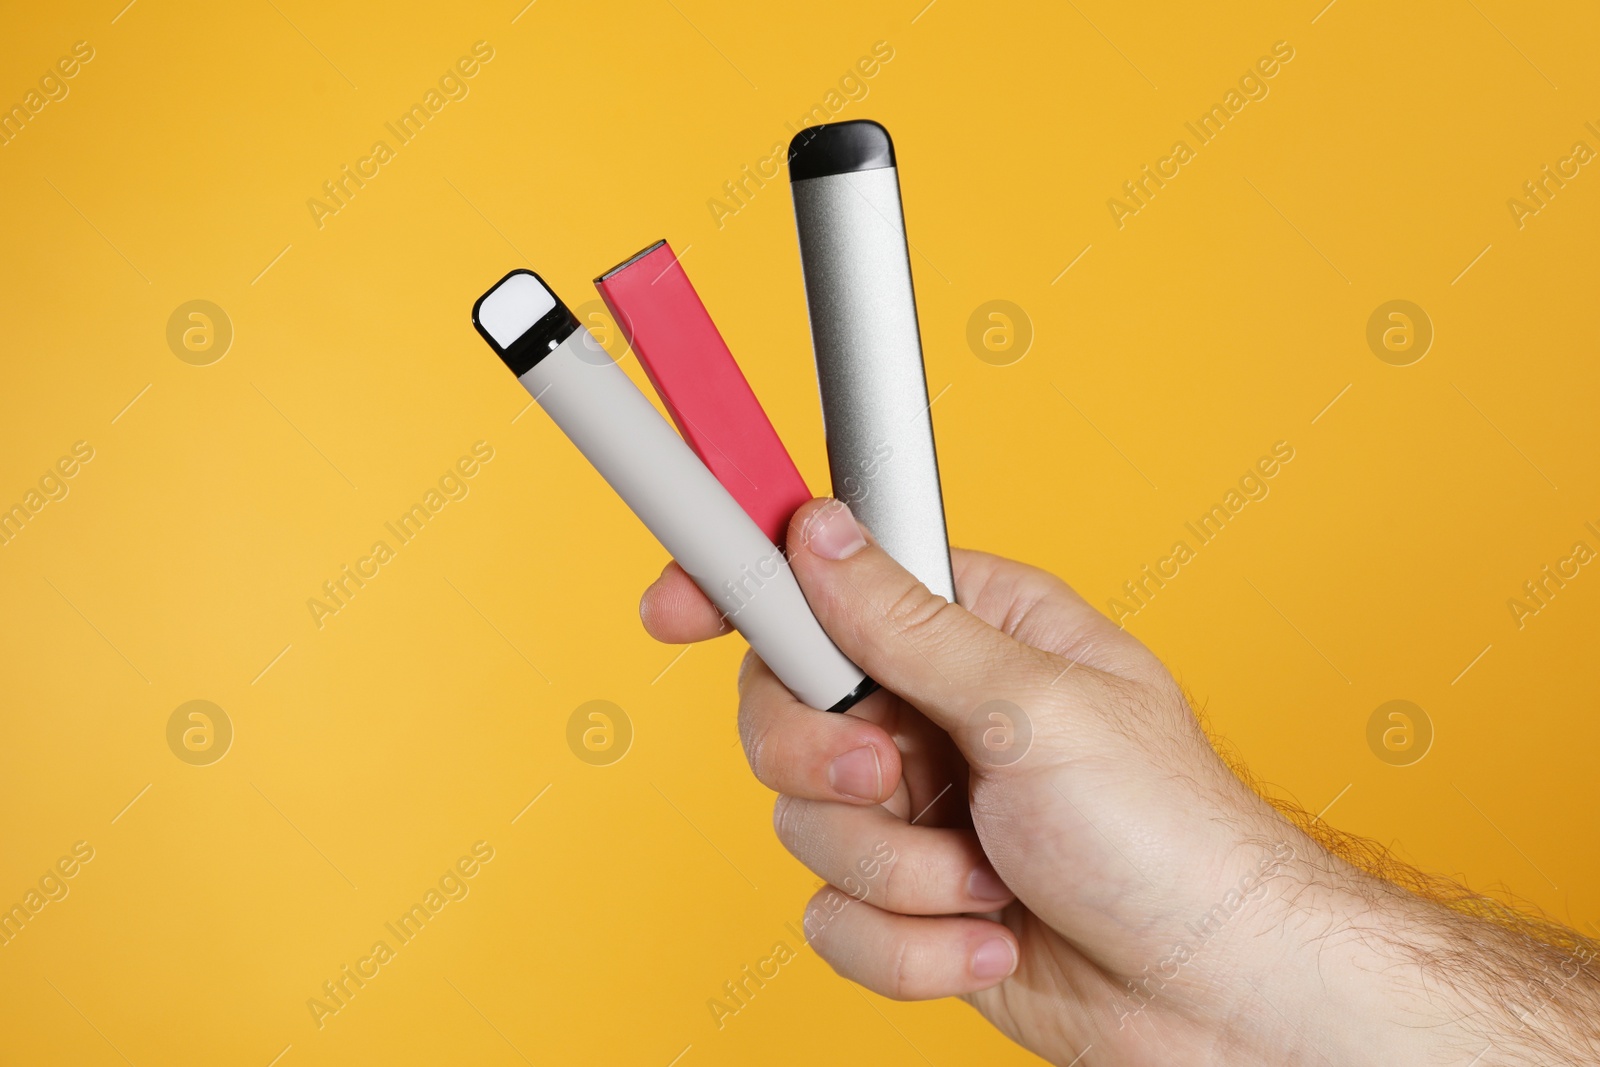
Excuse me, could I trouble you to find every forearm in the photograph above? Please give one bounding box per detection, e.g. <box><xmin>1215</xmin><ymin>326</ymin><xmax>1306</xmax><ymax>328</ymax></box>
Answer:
<box><xmin>1374</xmin><ymin>886</ymin><xmax>1600</xmax><ymax>1064</ymax></box>
<box><xmin>1236</xmin><ymin>837</ymin><xmax>1600</xmax><ymax>1065</ymax></box>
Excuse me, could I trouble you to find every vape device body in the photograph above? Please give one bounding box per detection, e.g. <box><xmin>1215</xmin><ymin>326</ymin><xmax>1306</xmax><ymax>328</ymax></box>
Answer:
<box><xmin>789</xmin><ymin>120</ymin><xmax>957</xmax><ymax>603</ymax></box>
<box><xmin>471</xmin><ymin>269</ymin><xmax>873</xmax><ymax>713</ymax></box>
<box><xmin>595</xmin><ymin>240</ymin><xmax>811</xmax><ymax>546</ymax></box>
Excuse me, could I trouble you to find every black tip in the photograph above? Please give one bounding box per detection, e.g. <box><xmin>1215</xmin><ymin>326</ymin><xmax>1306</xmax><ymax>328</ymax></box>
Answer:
<box><xmin>825</xmin><ymin>676</ymin><xmax>880</xmax><ymax>714</ymax></box>
<box><xmin>788</xmin><ymin>120</ymin><xmax>895</xmax><ymax>182</ymax></box>
<box><xmin>470</xmin><ymin>268</ymin><xmax>579</xmax><ymax>378</ymax></box>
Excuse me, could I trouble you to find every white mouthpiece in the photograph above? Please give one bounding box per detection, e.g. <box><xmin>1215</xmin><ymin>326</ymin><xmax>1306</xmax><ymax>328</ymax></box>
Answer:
<box><xmin>477</xmin><ymin>271</ymin><xmax>557</xmax><ymax>348</ymax></box>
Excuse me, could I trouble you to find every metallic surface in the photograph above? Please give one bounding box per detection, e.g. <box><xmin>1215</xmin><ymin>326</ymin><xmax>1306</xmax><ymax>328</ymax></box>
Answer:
<box><xmin>792</xmin><ymin>166</ymin><xmax>957</xmax><ymax>603</ymax></box>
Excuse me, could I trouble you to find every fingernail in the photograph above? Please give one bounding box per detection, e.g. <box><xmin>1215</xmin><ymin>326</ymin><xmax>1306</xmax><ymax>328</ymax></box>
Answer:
<box><xmin>806</xmin><ymin>502</ymin><xmax>866</xmax><ymax>560</ymax></box>
<box><xmin>966</xmin><ymin>865</ymin><xmax>1011</xmax><ymax>903</ymax></box>
<box><xmin>827</xmin><ymin>745</ymin><xmax>881</xmax><ymax>800</ymax></box>
<box><xmin>970</xmin><ymin>937</ymin><xmax>1017</xmax><ymax>982</ymax></box>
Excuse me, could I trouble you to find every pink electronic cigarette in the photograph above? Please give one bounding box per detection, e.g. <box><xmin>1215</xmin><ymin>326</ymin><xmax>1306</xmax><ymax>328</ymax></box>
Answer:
<box><xmin>595</xmin><ymin>239</ymin><xmax>812</xmax><ymax>546</ymax></box>
<box><xmin>471</xmin><ymin>268</ymin><xmax>875</xmax><ymax>713</ymax></box>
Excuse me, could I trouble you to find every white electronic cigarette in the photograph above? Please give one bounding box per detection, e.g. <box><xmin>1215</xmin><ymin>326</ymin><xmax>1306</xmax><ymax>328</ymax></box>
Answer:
<box><xmin>789</xmin><ymin>120</ymin><xmax>957</xmax><ymax>603</ymax></box>
<box><xmin>471</xmin><ymin>269</ymin><xmax>875</xmax><ymax>713</ymax></box>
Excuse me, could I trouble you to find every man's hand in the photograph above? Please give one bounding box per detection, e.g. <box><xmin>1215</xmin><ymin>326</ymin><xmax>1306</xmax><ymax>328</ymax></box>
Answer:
<box><xmin>642</xmin><ymin>499</ymin><xmax>1600</xmax><ymax>1066</ymax></box>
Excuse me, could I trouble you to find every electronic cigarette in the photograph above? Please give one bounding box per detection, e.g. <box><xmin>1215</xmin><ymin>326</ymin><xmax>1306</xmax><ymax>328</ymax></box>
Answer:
<box><xmin>788</xmin><ymin>119</ymin><xmax>957</xmax><ymax>603</ymax></box>
<box><xmin>471</xmin><ymin>268</ymin><xmax>874</xmax><ymax>713</ymax></box>
<box><xmin>595</xmin><ymin>239</ymin><xmax>811</xmax><ymax>546</ymax></box>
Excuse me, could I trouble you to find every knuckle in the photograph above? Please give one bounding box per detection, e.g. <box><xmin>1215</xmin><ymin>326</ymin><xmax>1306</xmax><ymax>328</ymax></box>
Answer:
<box><xmin>889</xmin><ymin>937</ymin><xmax>935</xmax><ymax>1000</ymax></box>
<box><xmin>735</xmin><ymin>648</ymin><xmax>759</xmax><ymax>692</ymax></box>
<box><xmin>875</xmin><ymin>846</ymin><xmax>918</xmax><ymax>912</ymax></box>
<box><xmin>770</xmin><ymin>794</ymin><xmax>790</xmax><ymax>837</ymax></box>
<box><xmin>770</xmin><ymin>795</ymin><xmax>808</xmax><ymax>852</ymax></box>
<box><xmin>740</xmin><ymin>709</ymin><xmax>779</xmax><ymax>788</ymax></box>
<box><xmin>803</xmin><ymin>887</ymin><xmax>851</xmax><ymax>948</ymax></box>
<box><xmin>881</xmin><ymin>581</ymin><xmax>951</xmax><ymax>641</ymax></box>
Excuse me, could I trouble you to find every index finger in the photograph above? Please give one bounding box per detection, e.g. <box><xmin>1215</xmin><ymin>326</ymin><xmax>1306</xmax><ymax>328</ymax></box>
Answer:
<box><xmin>639</xmin><ymin>560</ymin><xmax>730</xmax><ymax>644</ymax></box>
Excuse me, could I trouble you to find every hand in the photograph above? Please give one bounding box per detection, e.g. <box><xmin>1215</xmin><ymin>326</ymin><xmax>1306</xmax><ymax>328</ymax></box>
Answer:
<box><xmin>641</xmin><ymin>499</ymin><xmax>1599</xmax><ymax>1066</ymax></box>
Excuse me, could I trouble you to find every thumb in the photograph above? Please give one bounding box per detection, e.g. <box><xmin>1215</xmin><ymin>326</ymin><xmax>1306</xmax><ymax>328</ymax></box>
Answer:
<box><xmin>787</xmin><ymin>498</ymin><xmax>1063</xmax><ymax>742</ymax></box>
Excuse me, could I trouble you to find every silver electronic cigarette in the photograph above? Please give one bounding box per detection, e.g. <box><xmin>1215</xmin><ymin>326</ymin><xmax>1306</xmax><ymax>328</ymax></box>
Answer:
<box><xmin>471</xmin><ymin>269</ymin><xmax>875</xmax><ymax>713</ymax></box>
<box><xmin>788</xmin><ymin>119</ymin><xmax>956</xmax><ymax>603</ymax></box>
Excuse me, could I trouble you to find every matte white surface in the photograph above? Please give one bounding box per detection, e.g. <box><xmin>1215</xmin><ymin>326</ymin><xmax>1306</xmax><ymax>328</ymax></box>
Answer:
<box><xmin>520</xmin><ymin>329</ymin><xmax>866</xmax><ymax>711</ymax></box>
<box><xmin>479</xmin><ymin>273</ymin><xmax>557</xmax><ymax>348</ymax></box>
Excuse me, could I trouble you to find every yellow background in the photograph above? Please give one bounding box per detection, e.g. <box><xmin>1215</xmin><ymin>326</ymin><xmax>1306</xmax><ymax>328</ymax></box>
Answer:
<box><xmin>2</xmin><ymin>0</ymin><xmax>1597</xmax><ymax>1063</ymax></box>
